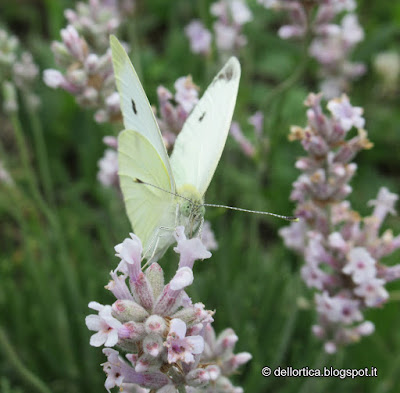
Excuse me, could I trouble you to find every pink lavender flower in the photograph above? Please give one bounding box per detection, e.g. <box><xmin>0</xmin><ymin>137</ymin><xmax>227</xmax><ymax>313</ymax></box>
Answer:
<box><xmin>86</xmin><ymin>302</ymin><xmax>123</xmax><ymax>347</ymax></box>
<box><xmin>156</xmin><ymin>76</ymin><xmax>200</xmax><ymax>149</ymax></box>
<box><xmin>248</xmin><ymin>111</ymin><xmax>264</xmax><ymax>137</ymax></box>
<box><xmin>44</xmin><ymin>0</ymin><xmax>132</xmax><ymax>123</ymax></box>
<box><xmin>0</xmin><ymin>28</ymin><xmax>40</xmax><ymax>112</ymax></box>
<box><xmin>368</xmin><ymin>187</ymin><xmax>398</xmax><ymax>225</ymax></box>
<box><xmin>97</xmin><ymin>148</ymin><xmax>119</xmax><ymax>187</ymax></box>
<box><xmin>230</xmin><ymin>112</ymin><xmax>266</xmax><ymax>158</ymax></box>
<box><xmin>342</xmin><ymin>247</ymin><xmax>376</xmax><ymax>284</ymax></box>
<box><xmin>230</xmin><ymin>122</ymin><xmax>256</xmax><ymax>157</ymax></box>
<box><xmin>280</xmin><ymin>93</ymin><xmax>400</xmax><ymax>352</ymax></box>
<box><xmin>174</xmin><ymin>76</ymin><xmax>199</xmax><ymax>113</ymax></box>
<box><xmin>165</xmin><ymin>318</ymin><xmax>204</xmax><ymax>363</ymax></box>
<box><xmin>201</xmin><ymin>221</ymin><xmax>219</xmax><ymax>251</ymax></box>
<box><xmin>261</xmin><ymin>1</ymin><xmax>365</xmax><ymax>98</ymax></box>
<box><xmin>192</xmin><ymin>324</ymin><xmax>252</xmax><ymax>393</ymax></box>
<box><xmin>185</xmin><ymin>21</ymin><xmax>212</xmax><ymax>55</ymax></box>
<box><xmin>327</xmin><ymin>94</ymin><xmax>365</xmax><ymax>131</ymax></box>
<box><xmin>64</xmin><ymin>0</ymin><xmax>134</xmax><ymax>51</ymax></box>
<box><xmin>97</xmin><ymin>136</ymin><xmax>120</xmax><ymax>188</ymax></box>
<box><xmin>186</xmin><ymin>0</ymin><xmax>252</xmax><ymax>57</ymax></box>
<box><xmin>174</xmin><ymin>226</ymin><xmax>212</xmax><ymax>269</ymax></box>
<box><xmin>211</xmin><ymin>0</ymin><xmax>252</xmax><ymax>53</ymax></box>
<box><xmin>44</xmin><ymin>24</ymin><xmax>120</xmax><ymax>123</ymax></box>
<box><xmin>87</xmin><ymin>227</ymin><xmax>250</xmax><ymax>391</ymax></box>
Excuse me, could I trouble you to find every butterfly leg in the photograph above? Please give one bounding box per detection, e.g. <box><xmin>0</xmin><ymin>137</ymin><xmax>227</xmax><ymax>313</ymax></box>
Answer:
<box><xmin>141</xmin><ymin>225</ymin><xmax>176</xmax><ymax>269</ymax></box>
<box><xmin>198</xmin><ymin>216</ymin><xmax>204</xmax><ymax>239</ymax></box>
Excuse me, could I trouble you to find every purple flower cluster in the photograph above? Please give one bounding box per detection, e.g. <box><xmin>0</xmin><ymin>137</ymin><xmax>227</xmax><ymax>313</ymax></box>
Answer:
<box><xmin>0</xmin><ymin>28</ymin><xmax>40</xmax><ymax>113</ymax></box>
<box><xmin>230</xmin><ymin>111</ymin><xmax>265</xmax><ymax>158</ymax></box>
<box><xmin>259</xmin><ymin>0</ymin><xmax>365</xmax><ymax>98</ymax></box>
<box><xmin>156</xmin><ymin>76</ymin><xmax>200</xmax><ymax>149</ymax></box>
<box><xmin>185</xmin><ymin>0</ymin><xmax>252</xmax><ymax>57</ymax></box>
<box><xmin>280</xmin><ymin>93</ymin><xmax>400</xmax><ymax>353</ymax></box>
<box><xmin>97</xmin><ymin>136</ymin><xmax>119</xmax><ymax>188</ymax></box>
<box><xmin>43</xmin><ymin>0</ymin><xmax>133</xmax><ymax>123</ymax></box>
<box><xmin>86</xmin><ymin>228</ymin><xmax>250</xmax><ymax>392</ymax></box>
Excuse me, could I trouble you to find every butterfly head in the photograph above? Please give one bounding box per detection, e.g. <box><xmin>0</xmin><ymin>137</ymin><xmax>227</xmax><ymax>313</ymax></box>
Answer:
<box><xmin>177</xmin><ymin>184</ymin><xmax>205</xmax><ymax>222</ymax></box>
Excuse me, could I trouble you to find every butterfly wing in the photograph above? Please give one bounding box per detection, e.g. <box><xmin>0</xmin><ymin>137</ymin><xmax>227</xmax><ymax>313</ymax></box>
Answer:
<box><xmin>110</xmin><ymin>35</ymin><xmax>175</xmax><ymax>191</ymax></box>
<box><xmin>118</xmin><ymin>130</ymin><xmax>176</xmax><ymax>254</ymax></box>
<box><xmin>170</xmin><ymin>57</ymin><xmax>241</xmax><ymax>196</ymax></box>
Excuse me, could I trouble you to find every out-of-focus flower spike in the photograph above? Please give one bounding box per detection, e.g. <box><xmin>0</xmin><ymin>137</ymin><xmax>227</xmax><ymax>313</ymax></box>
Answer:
<box><xmin>281</xmin><ymin>93</ymin><xmax>400</xmax><ymax>352</ymax></box>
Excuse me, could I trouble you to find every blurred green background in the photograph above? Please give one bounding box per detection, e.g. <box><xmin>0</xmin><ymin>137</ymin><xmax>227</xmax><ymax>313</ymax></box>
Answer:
<box><xmin>1</xmin><ymin>0</ymin><xmax>400</xmax><ymax>392</ymax></box>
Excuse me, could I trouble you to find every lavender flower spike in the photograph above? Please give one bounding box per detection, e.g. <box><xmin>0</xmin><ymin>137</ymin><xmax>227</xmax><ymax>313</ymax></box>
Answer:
<box><xmin>280</xmin><ymin>93</ymin><xmax>400</xmax><ymax>352</ymax></box>
<box><xmin>87</xmin><ymin>231</ymin><xmax>250</xmax><ymax>391</ymax></box>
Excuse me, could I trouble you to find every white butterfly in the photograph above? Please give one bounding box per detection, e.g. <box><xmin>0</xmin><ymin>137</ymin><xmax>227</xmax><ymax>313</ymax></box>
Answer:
<box><xmin>111</xmin><ymin>35</ymin><xmax>241</xmax><ymax>260</ymax></box>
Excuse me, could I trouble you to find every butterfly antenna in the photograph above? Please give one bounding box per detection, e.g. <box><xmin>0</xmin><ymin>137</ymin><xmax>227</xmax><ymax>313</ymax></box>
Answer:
<box><xmin>133</xmin><ymin>178</ymin><xmax>193</xmax><ymax>203</ymax></box>
<box><xmin>203</xmin><ymin>203</ymin><xmax>298</xmax><ymax>222</ymax></box>
<box><xmin>133</xmin><ymin>179</ymin><xmax>298</xmax><ymax>222</ymax></box>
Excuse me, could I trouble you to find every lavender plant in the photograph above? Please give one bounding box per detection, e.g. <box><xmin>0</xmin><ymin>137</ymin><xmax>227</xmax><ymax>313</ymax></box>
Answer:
<box><xmin>280</xmin><ymin>93</ymin><xmax>400</xmax><ymax>353</ymax></box>
<box><xmin>230</xmin><ymin>111</ymin><xmax>266</xmax><ymax>159</ymax></box>
<box><xmin>185</xmin><ymin>0</ymin><xmax>253</xmax><ymax>58</ymax></box>
<box><xmin>86</xmin><ymin>227</ymin><xmax>250</xmax><ymax>392</ymax></box>
<box><xmin>0</xmin><ymin>28</ymin><xmax>40</xmax><ymax>113</ymax></box>
<box><xmin>43</xmin><ymin>0</ymin><xmax>134</xmax><ymax>123</ymax></box>
<box><xmin>259</xmin><ymin>0</ymin><xmax>365</xmax><ymax>98</ymax></box>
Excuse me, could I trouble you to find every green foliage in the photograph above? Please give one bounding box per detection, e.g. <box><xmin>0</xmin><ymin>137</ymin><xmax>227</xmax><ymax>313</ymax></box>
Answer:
<box><xmin>1</xmin><ymin>1</ymin><xmax>400</xmax><ymax>392</ymax></box>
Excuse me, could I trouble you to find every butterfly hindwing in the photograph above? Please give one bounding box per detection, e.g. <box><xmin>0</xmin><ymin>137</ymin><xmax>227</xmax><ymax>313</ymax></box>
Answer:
<box><xmin>110</xmin><ymin>35</ymin><xmax>175</xmax><ymax>192</ymax></box>
<box><xmin>118</xmin><ymin>130</ymin><xmax>176</xmax><ymax>253</ymax></box>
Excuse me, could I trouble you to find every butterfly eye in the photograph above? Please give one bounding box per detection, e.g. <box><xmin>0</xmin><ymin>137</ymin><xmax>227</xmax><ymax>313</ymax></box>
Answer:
<box><xmin>180</xmin><ymin>201</ymin><xmax>192</xmax><ymax>218</ymax></box>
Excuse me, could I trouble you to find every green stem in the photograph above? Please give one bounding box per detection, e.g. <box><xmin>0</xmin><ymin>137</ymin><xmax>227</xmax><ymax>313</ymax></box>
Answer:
<box><xmin>11</xmin><ymin>112</ymin><xmax>56</xmax><ymax>228</ymax></box>
<box><xmin>25</xmin><ymin>102</ymin><xmax>55</xmax><ymax>204</ymax></box>
<box><xmin>11</xmin><ymin>112</ymin><xmax>38</xmax><ymax>197</ymax></box>
<box><xmin>11</xmin><ymin>111</ymin><xmax>81</xmax><ymax>316</ymax></box>
<box><xmin>297</xmin><ymin>350</ymin><xmax>328</xmax><ymax>393</ymax></box>
<box><xmin>388</xmin><ymin>290</ymin><xmax>400</xmax><ymax>301</ymax></box>
<box><xmin>127</xmin><ymin>14</ymin><xmax>143</xmax><ymax>79</ymax></box>
<box><xmin>262</xmin><ymin>53</ymin><xmax>309</xmax><ymax>112</ymax></box>
<box><xmin>177</xmin><ymin>385</ymin><xmax>187</xmax><ymax>393</ymax></box>
<box><xmin>0</xmin><ymin>327</ymin><xmax>52</xmax><ymax>393</ymax></box>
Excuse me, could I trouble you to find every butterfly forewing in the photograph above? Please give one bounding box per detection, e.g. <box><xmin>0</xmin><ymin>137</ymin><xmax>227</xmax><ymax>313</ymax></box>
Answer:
<box><xmin>110</xmin><ymin>35</ymin><xmax>175</xmax><ymax>192</ymax></box>
<box><xmin>170</xmin><ymin>57</ymin><xmax>241</xmax><ymax>196</ymax></box>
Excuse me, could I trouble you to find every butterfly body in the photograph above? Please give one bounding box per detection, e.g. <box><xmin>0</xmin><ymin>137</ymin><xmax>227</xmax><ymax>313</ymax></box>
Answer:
<box><xmin>111</xmin><ymin>35</ymin><xmax>240</xmax><ymax>259</ymax></box>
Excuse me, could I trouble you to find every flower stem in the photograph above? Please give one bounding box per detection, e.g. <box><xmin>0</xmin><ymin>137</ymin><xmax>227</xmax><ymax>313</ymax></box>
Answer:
<box><xmin>127</xmin><ymin>14</ymin><xmax>143</xmax><ymax>79</ymax></box>
<box><xmin>10</xmin><ymin>111</ymin><xmax>38</xmax><ymax>196</ymax></box>
<box><xmin>11</xmin><ymin>111</ymin><xmax>81</xmax><ymax>313</ymax></box>
<box><xmin>177</xmin><ymin>386</ymin><xmax>187</xmax><ymax>393</ymax></box>
<box><xmin>0</xmin><ymin>327</ymin><xmax>52</xmax><ymax>393</ymax></box>
<box><xmin>25</xmin><ymin>102</ymin><xmax>55</xmax><ymax>204</ymax></box>
<box><xmin>262</xmin><ymin>53</ymin><xmax>309</xmax><ymax>112</ymax></box>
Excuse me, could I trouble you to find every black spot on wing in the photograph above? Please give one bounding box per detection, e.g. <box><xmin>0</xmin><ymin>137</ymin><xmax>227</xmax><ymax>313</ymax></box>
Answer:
<box><xmin>131</xmin><ymin>98</ymin><xmax>137</xmax><ymax>114</ymax></box>
<box><xmin>215</xmin><ymin>65</ymin><xmax>234</xmax><ymax>84</ymax></box>
<box><xmin>199</xmin><ymin>112</ymin><xmax>206</xmax><ymax>122</ymax></box>
<box><xmin>224</xmin><ymin>65</ymin><xmax>234</xmax><ymax>81</ymax></box>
